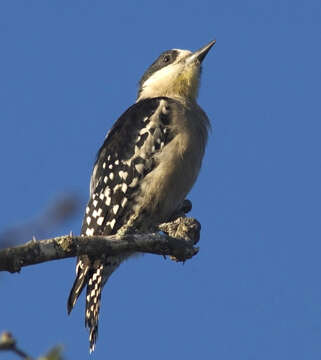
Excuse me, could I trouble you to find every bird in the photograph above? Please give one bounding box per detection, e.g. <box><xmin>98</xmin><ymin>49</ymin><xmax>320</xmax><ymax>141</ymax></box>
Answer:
<box><xmin>67</xmin><ymin>39</ymin><xmax>215</xmax><ymax>352</ymax></box>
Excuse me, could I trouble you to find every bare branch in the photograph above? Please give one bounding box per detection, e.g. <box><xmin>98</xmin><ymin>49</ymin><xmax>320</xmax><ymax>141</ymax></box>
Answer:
<box><xmin>0</xmin><ymin>332</ymin><xmax>32</xmax><ymax>359</ymax></box>
<box><xmin>0</xmin><ymin>217</ymin><xmax>200</xmax><ymax>273</ymax></box>
<box><xmin>0</xmin><ymin>331</ymin><xmax>63</xmax><ymax>360</ymax></box>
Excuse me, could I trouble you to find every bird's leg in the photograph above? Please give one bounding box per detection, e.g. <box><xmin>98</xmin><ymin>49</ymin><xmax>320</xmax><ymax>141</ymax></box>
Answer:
<box><xmin>168</xmin><ymin>199</ymin><xmax>192</xmax><ymax>221</ymax></box>
<box><xmin>158</xmin><ymin>200</ymin><xmax>201</xmax><ymax>262</ymax></box>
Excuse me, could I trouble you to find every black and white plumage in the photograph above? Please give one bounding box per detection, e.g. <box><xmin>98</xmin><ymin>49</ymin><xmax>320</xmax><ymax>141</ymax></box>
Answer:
<box><xmin>67</xmin><ymin>40</ymin><xmax>215</xmax><ymax>352</ymax></box>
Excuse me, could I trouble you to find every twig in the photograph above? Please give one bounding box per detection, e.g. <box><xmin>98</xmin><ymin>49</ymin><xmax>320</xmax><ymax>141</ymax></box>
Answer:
<box><xmin>0</xmin><ymin>332</ymin><xmax>32</xmax><ymax>359</ymax></box>
<box><xmin>0</xmin><ymin>217</ymin><xmax>200</xmax><ymax>273</ymax></box>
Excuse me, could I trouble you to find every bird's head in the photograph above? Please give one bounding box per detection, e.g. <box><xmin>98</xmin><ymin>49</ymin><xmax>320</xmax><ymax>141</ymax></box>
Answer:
<box><xmin>137</xmin><ymin>40</ymin><xmax>215</xmax><ymax>103</ymax></box>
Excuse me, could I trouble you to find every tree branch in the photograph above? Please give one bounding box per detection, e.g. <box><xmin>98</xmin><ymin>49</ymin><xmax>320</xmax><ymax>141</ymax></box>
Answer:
<box><xmin>0</xmin><ymin>332</ymin><xmax>32</xmax><ymax>360</ymax></box>
<box><xmin>0</xmin><ymin>217</ymin><xmax>201</xmax><ymax>273</ymax></box>
<box><xmin>0</xmin><ymin>331</ymin><xmax>63</xmax><ymax>360</ymax></box>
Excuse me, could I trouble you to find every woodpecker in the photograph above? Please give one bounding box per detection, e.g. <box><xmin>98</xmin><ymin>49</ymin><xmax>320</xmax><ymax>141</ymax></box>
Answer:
<box><xmin>67</xmin><ymin>39</ymin><xmax>215</xmax><ymax>352</ymax></box>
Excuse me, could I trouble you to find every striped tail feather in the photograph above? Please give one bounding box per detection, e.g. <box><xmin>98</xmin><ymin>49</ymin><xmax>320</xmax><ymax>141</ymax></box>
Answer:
<box><xmin>85</xmin><ymin>264</ymin><xmax>104</xmax><ymax>353</ymax></box>
<box><xmin>68</xmin><ymin>254</ymin><xmax>122</xmax><ymax>352</ymax></box>
<box><xmin>67</xmin><ymin>258</ymin><xmax>90</xmax><ymax>314</ymax></box>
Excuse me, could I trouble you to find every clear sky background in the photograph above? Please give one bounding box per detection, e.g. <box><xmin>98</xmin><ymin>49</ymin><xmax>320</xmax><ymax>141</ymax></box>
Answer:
<box><xmin>1</xmin><ymin>1</ymin><xmax>320</xmax><ymax>359</ymax></box>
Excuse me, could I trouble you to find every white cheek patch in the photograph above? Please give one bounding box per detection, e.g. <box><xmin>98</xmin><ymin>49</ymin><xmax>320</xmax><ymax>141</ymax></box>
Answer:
<box><xmin>140</xmin><ymin>50</ymin><xmax>191</xmax><ymax>92</ymax></box>
<box><xmin>137</xmin><ymin>49</ymin><xmax>195</xmax><ymax>101</ymax></box>
<box><xmin>142</xmin><ymin>63</ymin><xmax>182</xmax><ymax>89</ymax></box>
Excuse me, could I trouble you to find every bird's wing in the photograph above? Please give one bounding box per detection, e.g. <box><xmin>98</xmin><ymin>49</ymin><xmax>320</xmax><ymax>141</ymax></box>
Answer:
<box><xmin>82</xmin><ymin>96</ymin><xmax>175</xmax><ymax>237</ymax></box>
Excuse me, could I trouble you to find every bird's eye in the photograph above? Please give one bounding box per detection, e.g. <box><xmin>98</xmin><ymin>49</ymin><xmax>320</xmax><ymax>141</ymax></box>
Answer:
<box><xmin>163</xmin><ymin>55</ymin><xmax>170</xmax><ymax>63</ymax></box>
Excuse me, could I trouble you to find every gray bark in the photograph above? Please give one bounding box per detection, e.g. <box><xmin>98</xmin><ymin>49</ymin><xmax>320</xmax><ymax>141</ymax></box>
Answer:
<box><xmin>0</xmin><ymin>216</ymin><xmax>201</xmax><ymax>273</ymax></box>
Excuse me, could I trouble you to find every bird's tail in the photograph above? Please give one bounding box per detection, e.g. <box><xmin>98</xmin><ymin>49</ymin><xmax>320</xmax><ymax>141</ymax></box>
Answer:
<box><xmin>85</xmin><ymin>264</ymin><xmax>104</xmax><ymax>353</ymax></box>
<box><xmin>67</xmin><ymin>258</ymin><xmax>90</xmax><ymax>314</ymax></box>
<box><xmin>84</xmin><ymin>258</ymin><xmax>122</xmax><ymax>352</ymax></box>
<box><xmin>68</xmin><ymin>256</ymin><xmax>122</xmax><ymax>352</ymax></box>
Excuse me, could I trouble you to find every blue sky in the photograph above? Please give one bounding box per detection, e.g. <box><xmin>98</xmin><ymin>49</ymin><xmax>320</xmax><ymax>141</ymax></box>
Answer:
<box><xmin>1</xmin><ymin>0</ymin><xmax>321</xmax><ymax>359</ymax></box>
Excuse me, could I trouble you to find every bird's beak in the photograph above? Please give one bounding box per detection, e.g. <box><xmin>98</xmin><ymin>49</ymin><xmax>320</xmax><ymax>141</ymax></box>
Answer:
<box><xmin>187</xmin><ymin>40</ymin><xmax>216</xmax><ymax>64</ymax></box>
